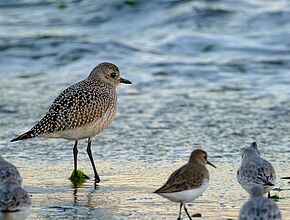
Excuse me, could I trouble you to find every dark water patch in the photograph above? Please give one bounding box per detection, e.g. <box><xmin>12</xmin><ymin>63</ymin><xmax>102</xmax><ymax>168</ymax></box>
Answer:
<box><xmin>0</xmin><ymin>105</ymin><xmax>18</xmax><ymax>114</ymax></box>
<box><xmin>48</xmin><ymin>206</ymin><xmax>74</xmax><ymax>212</ymax></box>
<box><xmin>36</xmin><ymin>35</ymin><xmax>75</xmax><ymax>40</ymax></box>
<box><xmin>246</xmin><ymin>9</ymin><xmax>290</xmax><ymax>30</ymax></box>
<box><xmin>0</xmin><ymin>0</ymin><xmax>53</xmax><ymax>8</ymax></box>
<box><xmin>207</xmin><ymin>85</ymin><xmax>247</xmax><ymax>92</ymax></box>
<box><xmin>191</xmin><ymin>4</ymin><xmax>238</xmax><ymax>29</ymax></box>
<box><xmin>0</xmin><ymin>44</ymin><xmax>11</xmax><ymax>52</ymax></box>
<box><xmin>17</xmin><ymin>72</ymin><xmax>43</xmax><ymax>79</ymax></box>
<box><xmin>257</xmin><ymin>59</ymin><xmax>287</xmax><ymax>66</ymax></box>
<box><xmin>193</xmin><ymin>4</ymin><xmax>234</xmax><ymax>18</ymax></box>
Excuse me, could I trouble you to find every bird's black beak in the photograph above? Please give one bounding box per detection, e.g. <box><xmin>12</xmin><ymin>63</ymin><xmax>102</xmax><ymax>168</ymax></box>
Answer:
<box><xmin>120</xmin><ymin>77</ymin><xmax>132</xmax><ymax>84</ymax></box>
<box><xmin>281</xmin><ymin>177</ymin><xmax>290</xmax><ymax>179</ymax></box>
<box><xmin>207</xmin><ymin>161</ymin><xmax>216</xmax><ymax>168</ymax></box>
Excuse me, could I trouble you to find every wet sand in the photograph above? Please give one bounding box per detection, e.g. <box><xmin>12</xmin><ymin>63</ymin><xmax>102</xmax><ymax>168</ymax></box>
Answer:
<box><xmin>11</xmin><ymin>158</ymin><xmax>290</xmax><ymax>220</ymax></box>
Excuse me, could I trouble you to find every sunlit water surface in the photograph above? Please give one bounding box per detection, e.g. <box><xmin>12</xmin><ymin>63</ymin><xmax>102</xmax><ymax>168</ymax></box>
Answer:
<box><xmin>1</xmin><ymin>0</ymin><xmax>290</xmax><ymax>219</ymax></box>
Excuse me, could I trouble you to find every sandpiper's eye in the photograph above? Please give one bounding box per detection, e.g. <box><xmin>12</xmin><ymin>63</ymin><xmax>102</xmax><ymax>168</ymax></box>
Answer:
<box><xmin>204</xmin><ymin>155</ymin><xmax>207</xmax><ymax>160</ymax></box>
<box><xmin>110</xmin><ymin>72</ymin><xmax>117</xmax><ymax>78</ymax></box>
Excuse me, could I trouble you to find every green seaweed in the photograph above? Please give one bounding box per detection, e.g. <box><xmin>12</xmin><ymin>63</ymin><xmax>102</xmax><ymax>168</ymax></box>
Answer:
<box><xmin>166</xmin><ymin>43</ymin><xmax>174</xmax><ymax>49</ymax></box>
<box><xmin>69</xmin><ymin>169</ymin><xmax>89</xmax><ymax>188</ymax></box>
<box><xmin>124</xmin><ymin>0</ymin><xmax>139</xmax><ymax>6</ymax></box>
<box><xmin>269</xmin><ymin>194</ymin><xmax>280</xmax><ymax>200</ymax></box>
<box><xmin>57</xmin><ymin>1</ymin><xmax>67</xmax><ymax>9</ymax></box>
<box><xmin>202</xmin><ymin>44</ymin><xmax>216</xmax><ymax>52</ymax></box>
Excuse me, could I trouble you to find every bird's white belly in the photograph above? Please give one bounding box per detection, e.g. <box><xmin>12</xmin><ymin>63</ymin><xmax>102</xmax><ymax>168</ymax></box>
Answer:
<box><xmin>41</xmin><ymin>107</ymin><xmax>116</xmax><ymax>140</ymax></box>
<box><xmin>54</xmin><ymin>122</ymin><xmax>104</xmax><ymax>140</ymax></box>
<box><xmin>158</xmin><ymin>180</ymin><xmax>209</xmax><ymax>203</ymax></box>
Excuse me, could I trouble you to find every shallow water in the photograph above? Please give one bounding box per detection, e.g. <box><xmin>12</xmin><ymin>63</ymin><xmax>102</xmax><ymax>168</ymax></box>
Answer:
<box><xmin>12</xmin><ymin>159</ymin><xmax>290</xmax><ymax>220</ymax></box>
<box><xmin>1</xmin><ymin>0</ymin><xmax>290</xmax><ymax>219</ymax></box>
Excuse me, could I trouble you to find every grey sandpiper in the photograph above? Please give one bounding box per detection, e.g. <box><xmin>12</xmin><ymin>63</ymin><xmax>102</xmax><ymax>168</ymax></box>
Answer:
<box><xmin>154</xmin><ymin>149</ymin><xmax>216</xmax><ymax>220</ymax></box>
<box><xmin>0</xmin><ymin>155</ymin><xmax>22</xmax><ymax>186</ymax></box>
<box><xmin>0</xmin><ymin>177</ymin><xmax>31</xmax><ymax>220</ymax></box>
<box><xmin>11</xmin><ymin>62</ymin><xmax>132</xmax><ymax>183</ymax></box>
<box><xmin>239</xmin><ymin>187</ymin><xmax>282</xmax><ymax>220</ymax></box>
<box><xmin>237</xmin><ymin>142</ymin><xmax>276</xmax><ymax>198</ymax></box>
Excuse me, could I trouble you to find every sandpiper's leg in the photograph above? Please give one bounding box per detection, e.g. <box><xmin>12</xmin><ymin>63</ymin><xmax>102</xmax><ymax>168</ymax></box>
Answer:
<box><xmin>178</xmin><ymin>203</ymin><xmax>183</xmax><ymax>220</ymax></box>
<box><xmin>268</xmin><ymin>192</ymin><xmax>271</xmax><ymax>198</ymax></box>
<box><xmin>184</xmin><ymin>204</ymin><xmax>192</xmax><ymax>220</ymax></box>
<box><xmin>73</xmin><ymin>141</ymin><xmax>78</xmax><ymax>175</ymax></box>
<box><xmin>87</xmin><ymin>138</ymin><xmax>100</xmax><ymax>183</ymax></box>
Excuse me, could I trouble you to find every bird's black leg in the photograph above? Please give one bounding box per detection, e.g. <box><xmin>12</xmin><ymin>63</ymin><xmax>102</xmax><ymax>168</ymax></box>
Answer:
<box><xmin>268</xmin><ymin>192</ymin><xmax>271</xmax><ymax>198</ymax></box>
<box><xmin>184</xmin><ymin>204</ymin><xmax>192</xmax><ymax>220</ymax></box>
<box><xmin>87</xmin><ymin>138</ymin><xmax>100</xmax><ymax>183</ymax></box>
<box><xmin>178</xmin><ymin>203</ymin><xmax>183</xmax><ymax>220</ymax></box>
<box><xmin>73</xmin><ymin>141</ymin><xmax>78</xmax><ymax>175</ymax></box>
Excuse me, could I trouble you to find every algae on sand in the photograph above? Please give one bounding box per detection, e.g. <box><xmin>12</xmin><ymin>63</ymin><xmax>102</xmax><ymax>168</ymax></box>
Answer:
<box><xmin>69</xmin><ymin>169</ymin><xmax>89</xmax><ymax>188</ymax></box>
<box><xmin>270</xmin><ymin>193</ymin><xmax>280</xmax><ymax>201</ymax></box>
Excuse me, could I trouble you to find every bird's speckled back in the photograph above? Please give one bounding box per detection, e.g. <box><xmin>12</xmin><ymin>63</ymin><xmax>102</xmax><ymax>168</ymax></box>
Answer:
<box><xmin>30</xmin><ymin>79</ymin><xmax>117</xmax><ymax>136</ymax></box>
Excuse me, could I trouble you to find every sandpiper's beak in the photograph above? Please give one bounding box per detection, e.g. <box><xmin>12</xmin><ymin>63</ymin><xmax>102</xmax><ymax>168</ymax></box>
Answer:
<box><xmin>207</xmin><ymin>161</ymin><xmax>216</xmax><ymax>168</ymax></box>
<box><xmin>281</xmin><ymin>177</ymin><xmax>290</xmax><ymax>179</ymax></box>
<box><xmin>120</xmin><ymin>77</ymin><xmax>132</xmax><ymax>84</ymax></box>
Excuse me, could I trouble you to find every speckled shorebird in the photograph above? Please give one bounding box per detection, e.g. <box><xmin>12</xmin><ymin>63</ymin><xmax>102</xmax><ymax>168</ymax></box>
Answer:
<box><xmin>10</xmin><ymin>62</ymin><xmax>132</xmax><ymax>183</ymax></box>
<box><xmin>0</xmin><ymin>155</ymin><xmax>22</xmax><ymax>186</ymax></box>
<box><xmin>154</xmin><ymin>149</ymin><xmax>216</xmax><ymax>220</ymax></box>
<box><xmin>239</xmin><ymin>187</ymin><xmax>282</xmax><ymax>220</ymax></box>
<box><xmin>0</xmin><ymin>177</ymin><xmax>31</xmax><ymax>220</ymax></box>
<box><xmin>237</xmin><ymin>142</ymin><xmax>276</xmax><ymax>198</ymax></box>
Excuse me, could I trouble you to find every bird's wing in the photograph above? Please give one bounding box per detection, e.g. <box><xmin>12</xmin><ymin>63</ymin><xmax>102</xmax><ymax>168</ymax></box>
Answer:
<box><xmin>238</xmin><ymin>160</ymin><xmax>276</xmax><ymax>186</ymax></box>
<box><xmin>260</xmin><ymin>159</ymin><xmax>276</xmax><ymax>185</ymax></box>
<box><xmin>0</xmin><ymin>162</ymin><xmax>22</xmax><ymax>185</ymax></box>
<box><xmin>30</xmin><ymin>80</ymin><xmax>115</xmax><ymax>135</ymax></box>
<box><xmin>154</xmin><ymin>164</ymin><xmax>206</xmax><ymax>193</ymax></box>
<box><xmin>0</xmin><ymin>186</ymin><xmax>30</xmax><ymax>212</ymax></box>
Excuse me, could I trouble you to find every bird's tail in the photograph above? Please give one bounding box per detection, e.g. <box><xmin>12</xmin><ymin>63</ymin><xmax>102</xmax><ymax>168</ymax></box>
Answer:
<box><xmin>263</xmin><ymin>182</ymin><xmax>274</xmax><ymax>186</ymax></box>
<box><xmin>10</xmin><ymin>130</ymin><xmax>35</xmax><ymax>142</ymax></box>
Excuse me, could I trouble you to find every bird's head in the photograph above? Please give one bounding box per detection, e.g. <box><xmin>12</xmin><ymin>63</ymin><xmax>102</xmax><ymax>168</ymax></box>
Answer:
<box><xmin>241</xmin><ymin>142</ymin><xmax>261</xmax><ymax>158</ymax></box>
<box><xmin>88</xmin><ymin>62</ymin><xmax>132</xmax><ymax>86</ymax></box>
<box><xmin>189</xmin><ymin>149</ymin><xmax>216</xmax><ymax>168</ymax></box>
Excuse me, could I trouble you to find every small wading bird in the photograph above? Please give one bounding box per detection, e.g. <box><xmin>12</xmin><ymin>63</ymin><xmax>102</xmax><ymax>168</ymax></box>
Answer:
<box><xmin>154</xmin><ymin>149</ymin><xmax>216</xmax><ymax>220</ymax></box>
<box><xmin>237</xmin><ymin>142</ymin><xmax>276</xmax><ymax>198</ymax></box>
<box><xmin>11</xmin><ymin>62</ymin><xmax>132</xmax><ymax>183</ymax></box>
<box><xmin>239</xmin><ymin>187</ymin><xmax>282</xmax><ymax>220</ymax></box>
<box><xmin>0</xmin><ymin>177</ymin><xmax>31</xmax><ymax>220</ymax></box>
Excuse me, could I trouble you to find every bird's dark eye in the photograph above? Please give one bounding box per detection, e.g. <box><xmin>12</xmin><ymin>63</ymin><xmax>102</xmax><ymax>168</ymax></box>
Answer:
<box><xmin>110</xmin><ymin>72</ymin><xmax>117</xmax><ymax>78</ymax></box>
<box><xmin>204</xmin><ymin>155</ymin><xmax>207</xmax><ymax>160</ymax></box>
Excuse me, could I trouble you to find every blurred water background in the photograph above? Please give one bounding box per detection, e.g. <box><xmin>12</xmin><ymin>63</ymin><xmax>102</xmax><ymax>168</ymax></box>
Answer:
<box><xmin>1</xmin><ymin>0</ymin><xmax>290</xmax><ymax>219</ymax></box>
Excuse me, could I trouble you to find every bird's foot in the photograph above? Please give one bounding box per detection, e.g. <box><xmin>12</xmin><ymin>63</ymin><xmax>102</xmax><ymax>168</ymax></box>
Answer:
<box><xmin>94</xmin><ymin>175</ymin><xmax>101</xmax><ymax>183</ymax></box>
